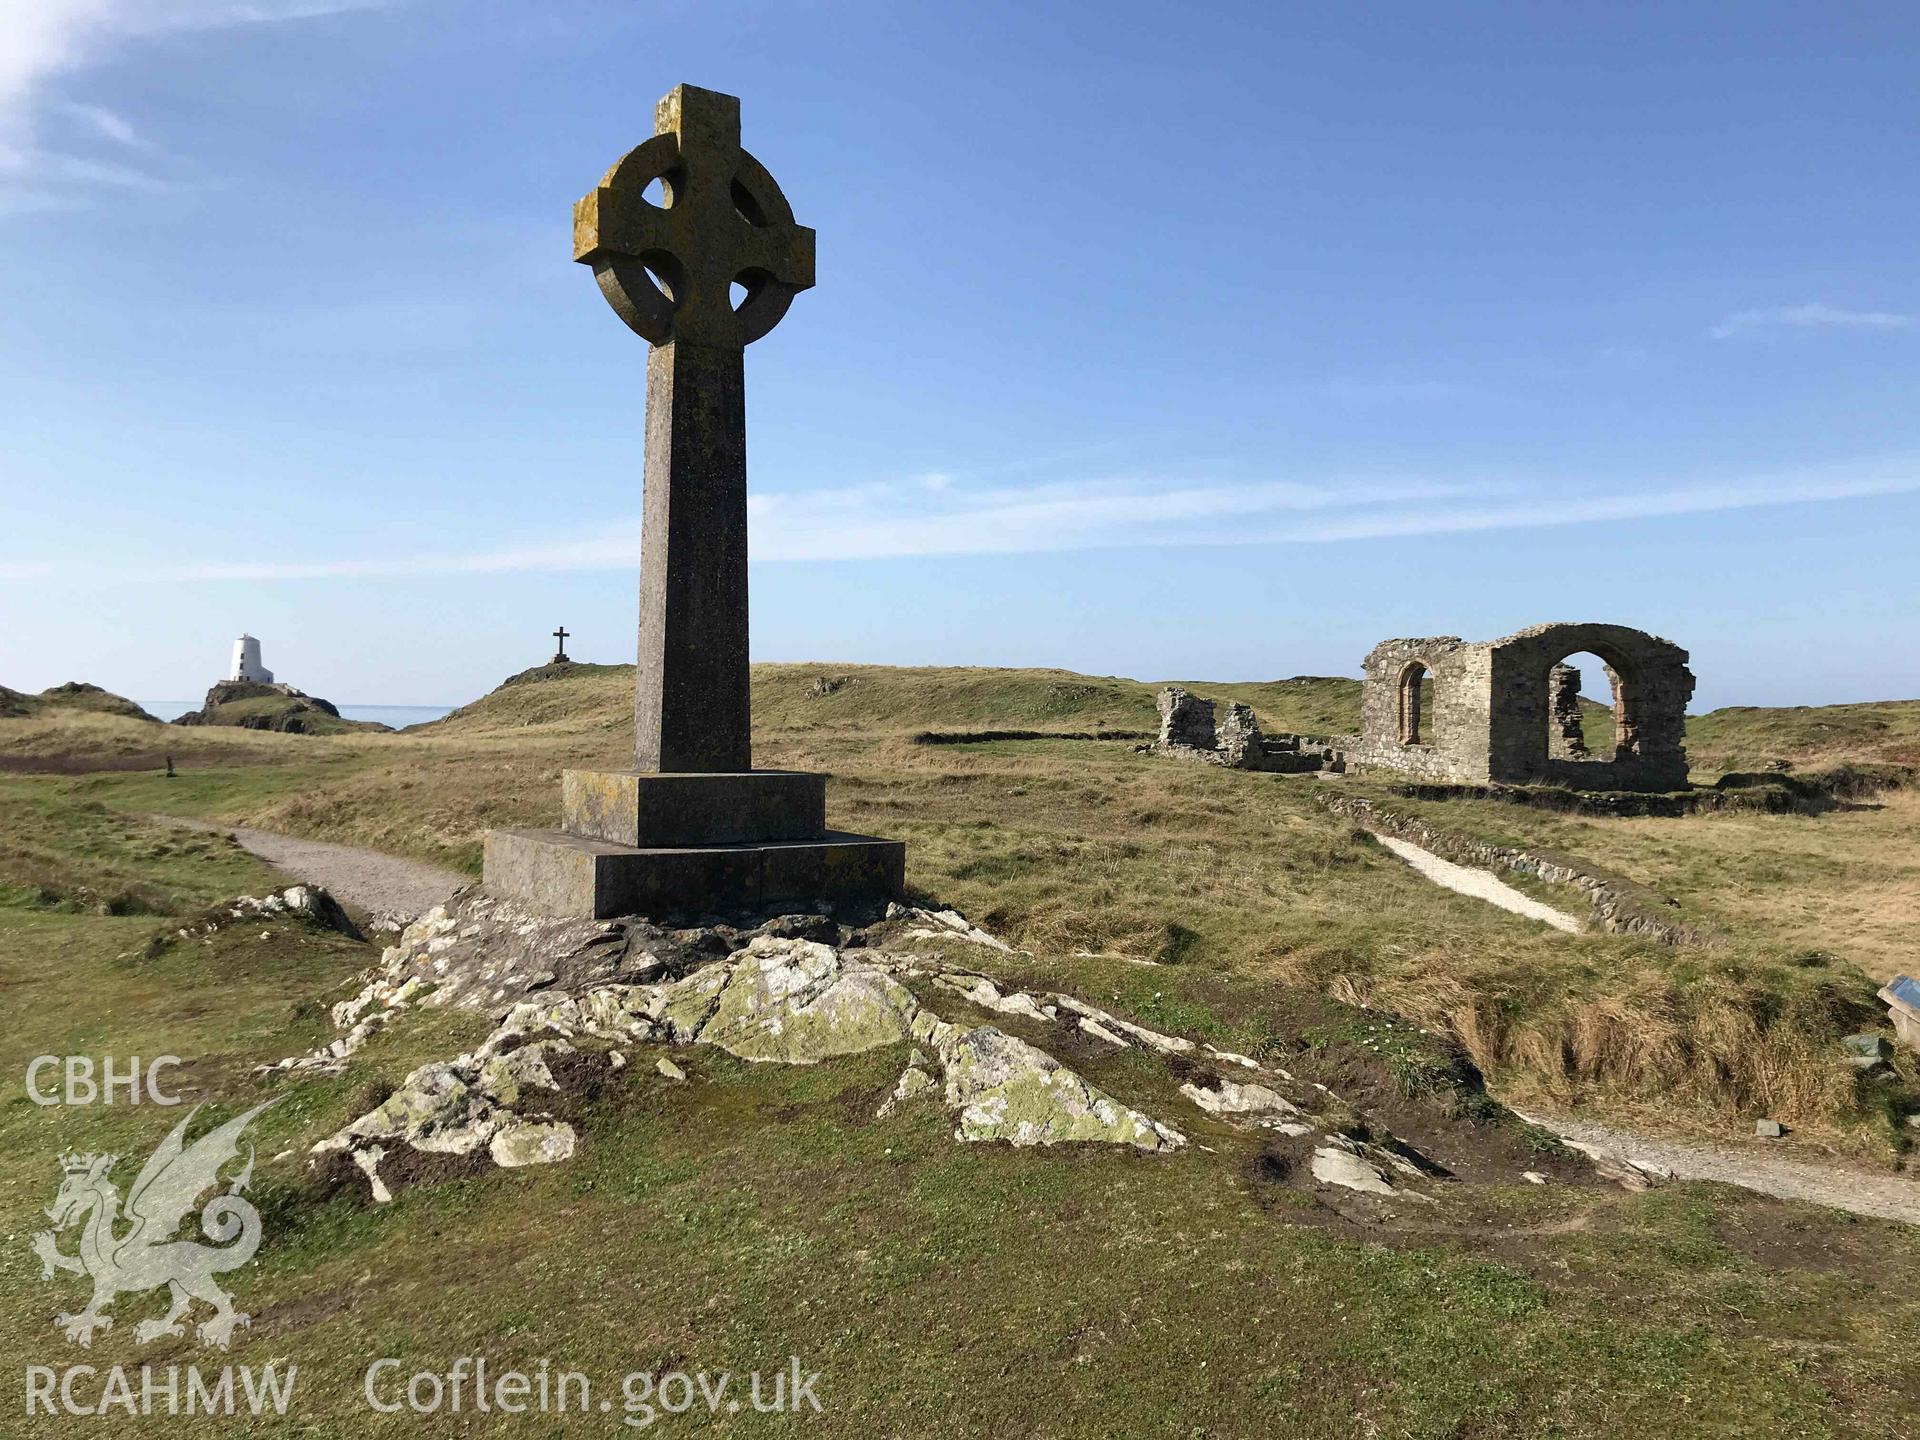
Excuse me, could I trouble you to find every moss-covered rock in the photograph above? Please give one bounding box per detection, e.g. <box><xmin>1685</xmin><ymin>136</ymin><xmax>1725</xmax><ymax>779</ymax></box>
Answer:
<box><xmin>489</xmin><ymin>1119</ymin><xmax>576</xmax><ymax>1168</ymax></box>
<box><xmin>697</xmin><ymin>936</ymin><xmax>919</xmax><ymax>1063</ymax></box>
<box><xmin>913</xmin><ymin>1014</ymin><xmax>1186</xmax><ymax>1152</ymax></box>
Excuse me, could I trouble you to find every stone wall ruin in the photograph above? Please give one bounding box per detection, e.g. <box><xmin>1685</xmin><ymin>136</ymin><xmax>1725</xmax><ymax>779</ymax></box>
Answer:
<box><xmin>1344</xmin><ymin>622</ymin><xmax>1694</xmax><ymax>792</ymax></box>
<box><xmin>1152</xmin><ymin>687</ymin><xmax>1335</xmax><ymax>773</ymax></box>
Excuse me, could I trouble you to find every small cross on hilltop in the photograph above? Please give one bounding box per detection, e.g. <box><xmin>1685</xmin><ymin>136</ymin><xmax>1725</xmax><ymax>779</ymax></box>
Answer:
<box><xmin>551</xmin><ymin>626</ymin><xmax>570</xmax><ymax>664</ymax></box>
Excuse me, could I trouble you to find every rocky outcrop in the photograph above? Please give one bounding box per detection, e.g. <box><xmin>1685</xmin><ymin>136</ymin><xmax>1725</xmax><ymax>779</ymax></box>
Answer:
<box><xmin>289</xmin><ymin>892</ymin><xmax>1633</xmax><ymax>1210</ymax></box>
<box><xmin>298</xmin><ymin>901</ymin><xmax>1239</xmax><ymax>1198</ymax></box>
<box><xmin>697</xmin><ymin>936</ymin><xmax>921</xmax><ymax>1064</ymax></box>
<box><xmin>1180</xmin><ymin>1078</ymin><xmax>1309</xmax><ymax>1135</ymax></box>
<box><xmin>173</xmin><ymin>680</ymin><xmax>385</xmax><ymax>734</ymax></box>
<box><xmin>909</xmin><ymin>1014</ymin><xmax>1185</xmax><ymax>1150</ymax></box>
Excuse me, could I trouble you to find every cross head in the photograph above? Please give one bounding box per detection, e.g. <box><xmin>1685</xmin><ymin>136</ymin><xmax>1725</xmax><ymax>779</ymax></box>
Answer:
<box><xmin>574</xmin><ymin>85</ymin><xmax>816</xmax><ymax>349</ymax></box>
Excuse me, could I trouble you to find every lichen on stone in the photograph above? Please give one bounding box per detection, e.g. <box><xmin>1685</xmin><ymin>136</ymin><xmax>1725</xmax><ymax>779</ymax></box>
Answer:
<box><xmin>914</xmin><ymin>1014</ymin><xmax>1185</xmax><ymax>1152</ymax></box>
<box><xmin>697</xmin><ymin>936</ymin><xmax>919</xmax><ymax>1063</ymax></box>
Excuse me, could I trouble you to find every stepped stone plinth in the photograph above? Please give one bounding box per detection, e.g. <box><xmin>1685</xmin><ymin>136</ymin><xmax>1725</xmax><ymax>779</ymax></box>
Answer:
<box><xmin>486</xmin><ymin>767</ymin><xmax>901</xmax><ymax>920</ymax></box>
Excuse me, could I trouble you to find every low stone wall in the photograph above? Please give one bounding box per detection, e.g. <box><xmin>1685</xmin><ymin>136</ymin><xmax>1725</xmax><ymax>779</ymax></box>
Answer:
<box><xmin>1342</xmin><ymin>737</ymin><xmax>1465</xmax><ymax>783</ymax></box>
<box><xmin>1317</xmin><ymin>792</ymin><xmax>1723</xmax><ymax>948</ymax></box>
<box><xmin>1373</xmin><ymin>763</ymin><xmax>1913</xmax><ymax>818</ymax></box>
<box><xmin>913</xmin><ymin>729</ymin><xmax>1152</xmax><ymax>745</ymax></box>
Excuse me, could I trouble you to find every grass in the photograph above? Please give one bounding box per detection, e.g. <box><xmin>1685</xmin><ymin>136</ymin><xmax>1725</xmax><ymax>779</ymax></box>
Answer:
<box><xmin>1686</xmin><ymin>698</ymin><xmax>1920</xmax><ymax>772</ymax></box>
<box><xmin>6</xmin><ymin>665</ymin><xmax>1915</xmax><ymax>1152</ymax></box>
<box><xmin>3</xmin><ymin>680</ymin><xmax>1920</xmax><ymax>1433</ymax></box>
<box><xmin>0</xmin><ymin>781</ymin><xmax>267</xmax><ymax>916</ymax></box>
<box><xmin>1369</xmin><ymin>781</ymin><xmax>1920</xmax><ymax>986</ymax></box>
<box><xmin>1</xmin><ymin>829</ymin><xmax>1917</xmax><ymax>1436</ymax></box>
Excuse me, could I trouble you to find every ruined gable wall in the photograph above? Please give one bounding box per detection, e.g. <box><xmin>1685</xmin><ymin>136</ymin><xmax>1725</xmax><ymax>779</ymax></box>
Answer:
<box><xmin>1485</xmin><ymin>623</ymin><xmax>1694</xmax><ymax>791</ymax></box>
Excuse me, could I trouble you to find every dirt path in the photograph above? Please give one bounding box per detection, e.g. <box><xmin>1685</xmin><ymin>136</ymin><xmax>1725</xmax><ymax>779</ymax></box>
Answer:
<box><xmin>158</xmin><ymin>816</ymin><xmax>465</xmax><ymax>917</ymax></box>
<box><xmin>1374</xmin><ymin>834</ymin><xmax>1585</xmax><ymax>933</ymax></box>
<box><xmin>1529</xmin><ymin>1112</ymin><xmax>1920</xmax><ymax>1227</ymax></box>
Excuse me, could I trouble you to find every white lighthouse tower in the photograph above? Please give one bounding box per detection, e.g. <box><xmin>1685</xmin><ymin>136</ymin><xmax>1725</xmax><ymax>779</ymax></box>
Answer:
<box><xmin>228</xmin><ymin>634</ymin><xmax>274</xmax><ymax>684</ymax></box>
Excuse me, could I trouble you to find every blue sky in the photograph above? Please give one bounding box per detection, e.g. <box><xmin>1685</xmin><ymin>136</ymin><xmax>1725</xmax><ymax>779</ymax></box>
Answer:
<box><xmin>3</xmin><ymin>2</ymin><xmax>1918</xmax><ymax>710</ymax></box>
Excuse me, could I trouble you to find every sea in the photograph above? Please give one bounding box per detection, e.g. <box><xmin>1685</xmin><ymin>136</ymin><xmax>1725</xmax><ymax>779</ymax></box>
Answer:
<box><xmin>140</xmin><ymin>702</ymin><xmax>455</xmax><ymax>729</ymax></box>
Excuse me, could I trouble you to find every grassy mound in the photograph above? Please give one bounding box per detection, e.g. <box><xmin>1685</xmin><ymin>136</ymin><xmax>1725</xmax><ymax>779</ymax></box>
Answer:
<box><xmin>425</xmin><ymin>661</ymin><xmax>1365</xmax><ymax>740</ymax></box>
<box><xmin>187</xmin><ymin>692</ymin><xmax>389</xmax><ymax>735</ymax></box>
<box><xmin>1684</xmin><ymin>697</ymin><xmax>1920</xmax><ymax>772</ymax></box>
<box><xmin>0</xmin><ymin>681</ymin><xmax>158</xmax><ymax>723</ymax></box>
<box><xmin>429</xmin><ymin>662</ymin><xmax>1920</xmax><ymax>776</ymax></box>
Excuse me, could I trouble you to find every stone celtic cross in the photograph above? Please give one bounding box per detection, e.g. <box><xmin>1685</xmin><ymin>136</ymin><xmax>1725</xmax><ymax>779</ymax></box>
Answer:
<box><xmin>481</xmin><ymin>84</ymin><xmax>900</xmax><ymax>919</ymax></box>
<box><xmin>574</xmin><ymin>84</ymin><xmax>815</xmax><ymax>773</ymax></box>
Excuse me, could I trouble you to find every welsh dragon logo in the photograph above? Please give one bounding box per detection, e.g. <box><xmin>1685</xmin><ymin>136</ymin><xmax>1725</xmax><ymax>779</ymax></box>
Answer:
<box><xmin>31</xmin><ymin>1101</ymin><xmax>276</xmax><ymax>1350</ymax></box>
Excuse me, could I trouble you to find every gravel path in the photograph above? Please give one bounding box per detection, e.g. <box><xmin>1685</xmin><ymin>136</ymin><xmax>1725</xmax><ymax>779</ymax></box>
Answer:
<box><xmin>1530</xmin><ymin>1112</ymin><xmax>1920</xmax><ymax>1227</ymax></box>
<box><xmin>159</xmin><ymin>816</ymin><xmax>465</xmax><ymax>917</ymax></box>
<box><xmin>1374</xmin><ymin>833</ymin><xmax>1584</xmax><ymax>933</ymax></box>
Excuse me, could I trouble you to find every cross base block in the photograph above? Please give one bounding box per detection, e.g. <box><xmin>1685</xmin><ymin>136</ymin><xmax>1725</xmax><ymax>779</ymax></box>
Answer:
<box><xmin>562</xmin><ymin>769</ymin><xmax>825</xmax><ymax>848</ymax></box>
<box><xmin>483</xmin><ymin>827</ymin><xmax>906</xmax><ymax>920</ymax></box>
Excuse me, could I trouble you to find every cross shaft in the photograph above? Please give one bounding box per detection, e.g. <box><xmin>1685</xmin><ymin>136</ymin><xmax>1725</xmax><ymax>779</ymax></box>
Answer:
<box><xmin>573</xmin><ymin>85</ymin><xmax>813</xmax><ymax>774</ymax></box>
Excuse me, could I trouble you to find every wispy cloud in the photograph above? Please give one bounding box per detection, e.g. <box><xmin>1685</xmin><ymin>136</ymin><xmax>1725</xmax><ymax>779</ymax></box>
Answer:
<box><xmin>0</xmin><ymin>0</ymin><xmax>393</xmax><ymax>211</ymax></box>
<box><xmin>1710</xmin><ymin>302</ymin><xmax>1915</xmax><ymax>341</ymax></box>
<box><xmin>58</xmin><ymin>99</ymin><xmax>147</xmax><ymax>149</ymax></box>
<box><xmin>16</xmin><ymin>461</ymin><xmax>1920</xmax><ymax>583</ymax></box>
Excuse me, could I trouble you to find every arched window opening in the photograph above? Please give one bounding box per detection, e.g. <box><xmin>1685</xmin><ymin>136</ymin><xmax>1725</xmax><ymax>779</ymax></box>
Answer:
<box><xmin>1548</xmin><ymin>652</ymin><xmax>1622</xmax><ymax>760</ymax></box>
<box><xmin>1398</xmin><ymin>661</ymin><xmax>1435</xmax><ymax>746</ymax></box>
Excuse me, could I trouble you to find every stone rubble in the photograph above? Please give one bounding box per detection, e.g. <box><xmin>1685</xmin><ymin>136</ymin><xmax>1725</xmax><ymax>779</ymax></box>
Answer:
<box><xmin>175</xmin><ymin>884</ymin><xmax>362</xmax><ymax>944</ymax></box>
<box><xmin>908</xmin><ymin>1012</ymin><xmax>1185</xmax><ymax>1151</ymax></box>
<box><xmin>1840</xmin><ymin>1032</ymin><xmax>1895</xmax><ymax>1076</ymax></box>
